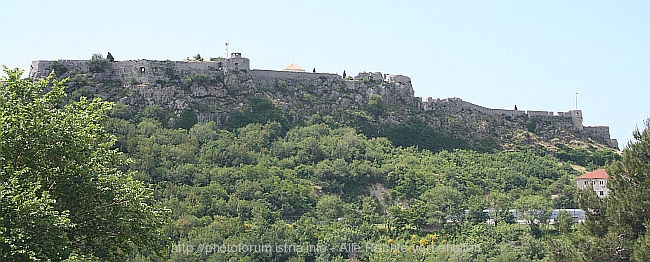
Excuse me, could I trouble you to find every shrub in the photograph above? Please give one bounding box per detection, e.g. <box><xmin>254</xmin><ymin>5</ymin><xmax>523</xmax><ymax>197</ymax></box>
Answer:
<box><xmin>175</xmin><ymin>110</ymin><xmax>198</xmax><ymax>130</ymax></box>
<box><xmin>88</xmin><ymin>53</ymin><xmax>108</xmax><ymax>73</ymax></box>
<box><xmin>193</xmin><ymin>74</ymin><xmax>211</xmax><ymax>86</ymax></box>
<box><xmin>48</xmin><ymin>61</ymin><xmax>68</xmax><ymax>76</ymax></box>
<box><xmin>128</xmin><ymin>77</ymin><xmax>139</xmax><ymax>85</ymax></box>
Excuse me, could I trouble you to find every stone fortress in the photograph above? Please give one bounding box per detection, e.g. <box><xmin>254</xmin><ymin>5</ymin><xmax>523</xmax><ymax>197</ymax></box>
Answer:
<box><xmin>29</xmin><ymin>53</ymin><xmax>618</xmax><ymax>149</ymax></box>
<box><xmin>423</xmin><ymin>97</ymin><xmax>617</xmax><ymax>148</ymax></box>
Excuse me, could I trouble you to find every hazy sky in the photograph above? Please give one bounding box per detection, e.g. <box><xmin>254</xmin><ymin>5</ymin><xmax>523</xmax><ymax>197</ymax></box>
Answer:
<box><xmin>2</xmin><ymin>1</ymin><xmax>648</xmax><ymax>147</ymax></box>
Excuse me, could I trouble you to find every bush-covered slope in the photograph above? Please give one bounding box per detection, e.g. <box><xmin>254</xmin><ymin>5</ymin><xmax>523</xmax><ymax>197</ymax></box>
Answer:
<box><xmin>108</xmin><ymin>105</ymin><xmax>611</xmax><ymax>260</ymax></box>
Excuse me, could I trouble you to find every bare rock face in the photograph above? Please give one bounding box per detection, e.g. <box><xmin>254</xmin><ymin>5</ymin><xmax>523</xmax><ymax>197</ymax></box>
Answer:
<box><xmin>28</xmin><ymin>57</ymin><xmax>617</xmax><ymax>150</ymax></box>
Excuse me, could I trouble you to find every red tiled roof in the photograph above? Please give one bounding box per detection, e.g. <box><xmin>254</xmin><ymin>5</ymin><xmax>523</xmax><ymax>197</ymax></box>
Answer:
<box><xmin>577</xmin><ymin>169</ymin><xmax>609</xmax><ymax>179</ymax></box>
<box><xmin>283</xmin><ymin>62</ymin><xmax>305</xmax><ymax>72</ymax></box>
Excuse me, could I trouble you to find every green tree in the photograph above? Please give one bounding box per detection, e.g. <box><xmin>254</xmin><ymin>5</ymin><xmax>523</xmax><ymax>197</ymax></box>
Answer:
<box><xmin>192</xmin><ymin>53</ymin><xmax>204</xmax><ymax>61</ymax></box>
<box><xmin>227</xmin><ymin>96</ymin><xmax>289</xmax><ymax>130</ymax></box>
<box><xmin>545</xmin><ymin>234</ymin><xmax>586</xmax><ymax>262</ymax></box>
<box><xmin>514</xmin><ymin>195</ymin><xmax>552</xmax><ymax>237</ymax></box>
<box><xmin>556</xmin><ymin>210</ymin><xmax>574</xmax><ymax>234</ymax></box>
<box><xmin>88</xmin><ymin>53</ymin><xmax>109</xmax><ymax>73</ymax></box>
<box><xmin>486</xmin><ymin>191</ymin><xmax>512</xmax><ymax>225</ymax></box>
<box><xmin>174</xmin><ymin>110</ymin><xmax>198</xmax><ymax>130</ymax></box>
<box><xmin>420</xmin><ymin>185</ymin><xmax>464</xmax><ymax>228</ymax></box>
<box><xmin>137</xmin><ymin>105</ymin><xmax>168</xmax><ymax>125</ymax></box>
<box><xmin>0</xmin><ymin>68</ymin><xmax>167</xmax><ymax>260</ymax></box>
<box><xmin>367</xmin><ymin>94</ymin><xmax>385</xmax><ymax>119</ymax></box>
<box><xmin>608</xmin><ymin>120</ymin><xmax>650</xmax><ymax>241</ymax></box>
<box><xmin>578</xmin><ymin>119</ymin><xmax>650</xmax><ymax>261</ymax></box>
<box><xmin>315</xmin><ymin>195</ymin><xmax>344</xmax><ymax>221</ymax></box>
<box><xmin>48</xmin><ymin>60</ymin><xmax>68</xmax><ymax>76</ymax></box>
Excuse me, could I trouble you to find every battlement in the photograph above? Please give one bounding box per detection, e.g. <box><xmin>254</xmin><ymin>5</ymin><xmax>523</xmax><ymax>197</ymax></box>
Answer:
<box><xmin>249</xmin><ymin>69</ymin><xmax>341</xmax><ymax>87</ymax></box>
<box><xmin>422</xmin><ymin>97</ymin><xmax>616</xmax><ymax>148</ymax></box>
<box><xmin>424</xmin><ymin>97</ymin><xmax>586</xmax><ymax>119</ymax></box>
<box><xmin>29</xmin><ymin>54</ymin><xmax>251</xmax><ymax>80</ymax></box>
<box><xmin>27</xmin><ymin>53</ymin><xmax>617</xmax><ymax>149</ymax></box>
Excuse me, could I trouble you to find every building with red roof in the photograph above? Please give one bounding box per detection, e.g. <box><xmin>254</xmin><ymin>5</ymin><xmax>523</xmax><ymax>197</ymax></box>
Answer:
<box><xmin>283</xmin><ymin>62</ymin><xmax>306</xmax><ymax>72</ymax></box>
<box><xmin>577</xmin><ymin>169</ymin><xmax>610</xmax><ymax>197</ymax></box>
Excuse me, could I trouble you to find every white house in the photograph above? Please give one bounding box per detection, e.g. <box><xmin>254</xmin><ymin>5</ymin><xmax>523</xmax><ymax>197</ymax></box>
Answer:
<box><xmin>577</xmin><ymin>169</ymin><xmax>610</xmax><ymax>197</ymax></box>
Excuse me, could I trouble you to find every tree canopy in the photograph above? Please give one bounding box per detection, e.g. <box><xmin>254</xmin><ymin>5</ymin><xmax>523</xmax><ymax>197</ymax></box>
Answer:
<box><xmin>88</xmin><ymin>53</ymin><xmax>109</xmax><ymax>73</ymax></box>
<box><xmin>2</xmin><ymin>62</ymin><xmax>639</xmax><ymax>261</ymax></box>
<box><xmin>0</xmin><ymin>68</ymin><xmax>166</xmax><ymax>261</ymax></box>
<box><xmin>577</xmin><ymin>120</ymin><xmax>650</xmax><ymax>261</ymax></box>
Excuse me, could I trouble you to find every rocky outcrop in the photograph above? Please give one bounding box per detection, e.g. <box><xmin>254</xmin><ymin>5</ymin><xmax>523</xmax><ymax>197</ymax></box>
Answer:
<box><xmin>28</xmin><ymin>56</ymin><xmax>618</xmax><ymax>150</ymax></box>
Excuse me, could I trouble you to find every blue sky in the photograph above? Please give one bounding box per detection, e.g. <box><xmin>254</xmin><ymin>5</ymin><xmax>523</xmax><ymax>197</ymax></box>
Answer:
<box><xmin>2</xmin><ymin>1</ymin><xmax>648</xmax><ymax>147</ymax></box>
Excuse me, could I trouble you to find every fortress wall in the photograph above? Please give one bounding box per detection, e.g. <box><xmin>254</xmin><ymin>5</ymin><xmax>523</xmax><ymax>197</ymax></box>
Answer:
<box><xmin>351</xmin><ymin>76</ymin><xmax>417</xmax><ymax>106</ymax></box>
<box><xmin>427</xmin><ymin>98</ymin><xmax>561</xmax><ymax>118</ymax></box>
<box><xmin>389</xmin><ymin>75</ymin><xmax>412</xmax><ymax>85</ymax></box>
<box><xmin>564</xmin><ymin>110</ymin><xmax>583</xmax><ymax>131</ymax></box>
<box><xmin>249</xmin><ymin>70</ymin><xmax>341</xmax><ymax>87</ymax></box>
<box><xmin>355</xmin><ymin>72</ymin><xmax>384</xmax><ymax>81</ymax></box>
<box><xmin>557</xmin><ymin>111</ymin><xmax>577</xmax><ymax>117</ymax></box>
<box><xmin>29</xmin><ymin>58</ymin><xmax>249</xmax><ymax>83</ymax></box>
<box><xmin>28</xmin><ymin>55</ymin><xmax>616</xmax><ymax>148</ymax></box>
<box><xmin>250</xmin><ymin>69</ymin><xmax>339</xmax><ymax>80</ymax></box>
<box><xmin>584</xmin><ymin>126</ymin><xmax>610</xmax><ymax>139</ymax></box>
<box><xmin>584</xmin><ymin>126</ymin><xmax>617</xmax><ymax>148</ymax></box>
<box><xmin>170</xmin><ymin>58</ymin><xmax>250</xmax><ymax>72</ymax></box>
<box><xmin>492</xmin><ymin>108</ymin><xmax>526</xmax><ymax>116</ymax></box>
<box><xmin>106</xmin><ymin>59</ymin><xmax>239</xmax><ymax>85</ymax></box>
<box><xmin>29</xmin><ymin>61</ymin><xmax>49</xmax><ymax>78</ymax></box>
<box><xmin>527</xmin><ymin>110</ymin><xmax>554</xmax><ymax>117</ymax></box>
<box><xmin>103</xmin><ymin>60</ymin><xmax>157</xmax><ymax>84</ymax></box>
<box><xmin>454</xmin><ymin>99</ymin><xmax>525</xmax><ymax>116</ymax></box>
<box><xmin>30</xmin><ymin>60</ymin><xmax>89</xmax><ymax>79</ymax></box>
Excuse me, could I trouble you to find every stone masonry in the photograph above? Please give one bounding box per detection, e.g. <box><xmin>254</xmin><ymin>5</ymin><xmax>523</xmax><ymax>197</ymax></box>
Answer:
<box><xmin>28</xmin><ymin>53</ymin><xmax>618</xmax><ymax>149</ymax></box>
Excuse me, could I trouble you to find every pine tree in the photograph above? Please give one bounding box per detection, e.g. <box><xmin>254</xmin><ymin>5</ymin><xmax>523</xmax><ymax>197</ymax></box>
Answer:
<box><xmin>578</xmin><ymin>119</ymin><xmax>650</xmax><ymax>261</ymax></box>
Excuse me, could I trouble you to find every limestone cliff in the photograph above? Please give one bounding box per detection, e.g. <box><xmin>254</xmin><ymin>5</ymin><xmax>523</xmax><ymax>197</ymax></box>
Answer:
<box><xmin>29</xmin><ymin>54</ymin><xmax>618</xmax><ymax>151</ymax></box>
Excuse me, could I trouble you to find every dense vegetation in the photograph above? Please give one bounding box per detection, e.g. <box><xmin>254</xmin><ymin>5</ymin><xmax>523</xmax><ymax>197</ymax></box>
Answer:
<box><xmin>107</xmin><ymin>106</ymin><xmax>584</xmax><ymax>261</ymax></box>
<box><xmin>0</xmin><ymin>68</ymin><xmax>166</xmax><ymax>261</ymax></box>
<box><xmin>2</xmin><ymin>67</ymin><xmax>647</xmax><ymax>261</ymax></box>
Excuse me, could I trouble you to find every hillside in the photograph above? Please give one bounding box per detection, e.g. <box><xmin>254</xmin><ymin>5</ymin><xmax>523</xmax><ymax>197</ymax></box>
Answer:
<box><xmin>30</xmin><ymin>54</ymin><xmax>618</xmax><ymax>155</ymax></box>
<box><xmin>19</xmin><ymin>54</ymin><xmax>625</xmax><ymax>260</ymax></box>
<box><xmin>0</xmin><ymin>48</ymin><xmax>634</xmax><ymax>261</ymax></box>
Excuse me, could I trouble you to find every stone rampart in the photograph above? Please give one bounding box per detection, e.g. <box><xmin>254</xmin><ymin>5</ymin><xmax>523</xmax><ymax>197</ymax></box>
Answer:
<box><xmin>355</xmin><ymin>72</ymin><xmax>384</xmax><ymax>81</ymax></box>
<box><xmin>30</xmin><ymin>60</ymin><xmax>89</xmax><ymax>79</ymax></box>
<box><xmin>584</xmin><ymin>126</ymin><xmax>610</xmax><ymax>139</ymax></box>
<box><xmin>584</xmin><ymin>126</ymin><xmax>618</xmax><ymax>149</ymax></box>
<box><xmin>249</xmin><ymin>70</ymin><xmax>341</xmax><ymax>87</ymax></box>
<box><xmin>422</xmin><ymin>97</ymin><xmax>588</xmax><ymax>131</ymax></box>
<box><xmin>28</xmin><ymin>54</ymin><xmax>615</xmax><ymax>148</ymax></box>
<box><xmin>29</xmin><ymin>56</ymin><xmax>250</xmax><ymax>82</ymax></box>
<box><xmin>388</xmin><ymin>75</ymin><xmax>412</xmax><ymax>85</ymax></box>
<box><xmin>527</xmin><ymin>110</ymin><xmax>554</xmax><ymax>117</ymax></box>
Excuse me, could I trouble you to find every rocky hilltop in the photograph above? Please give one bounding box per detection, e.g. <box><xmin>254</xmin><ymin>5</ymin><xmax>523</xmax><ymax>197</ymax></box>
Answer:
<box><xmin>29</xmin><ymin>53</ymin><xmax>618</xmax><ymax>151</ymax></box>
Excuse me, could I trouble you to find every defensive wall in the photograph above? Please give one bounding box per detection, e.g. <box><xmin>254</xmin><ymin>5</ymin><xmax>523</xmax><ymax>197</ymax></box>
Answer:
<box><xmin>29</xmin><ymin>54</ymin><xmax>250</xmax><ymax>81</ymax></box>
<box><xmin>422</xmin><ymin>97</ymin><xmax>616</xmax><ymax>148</ymax></box>
<box><xmin>28</xmin><ymin>53</ymin><xmax>617</xmax><ymax>148</ymax></box>
<box><xmin>422</xmin><ymin>97</ymin><xmax>572</xmax><ymax>119</ymax></box>
<box><xmin>347</xmin><ymin>72</ymin><xmax>417</xmax><ymax>107</ymax></box>
<box><xmin>249</xmin><ymin>69</ymin><xmax>341</xmax><ymax>87</ymax></box>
